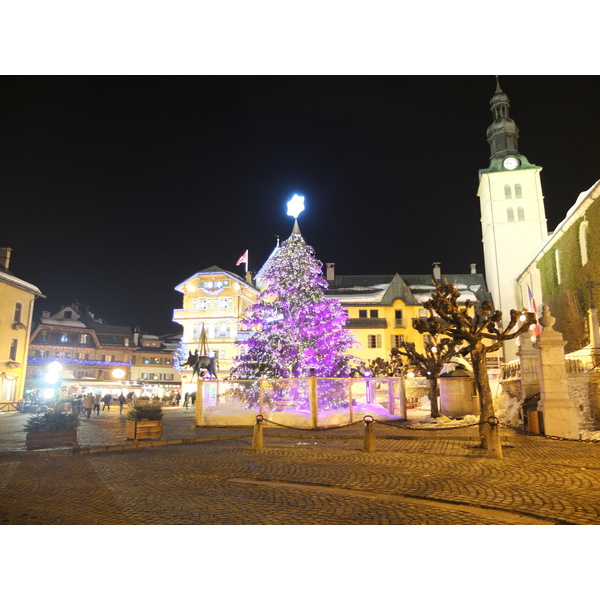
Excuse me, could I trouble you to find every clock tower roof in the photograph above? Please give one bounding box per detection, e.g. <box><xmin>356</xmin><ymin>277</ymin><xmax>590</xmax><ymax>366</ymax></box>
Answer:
<box><xmin>480</xmin><ymin>76</ymin><xmax>539</xmax><ymax>176</ymax></box>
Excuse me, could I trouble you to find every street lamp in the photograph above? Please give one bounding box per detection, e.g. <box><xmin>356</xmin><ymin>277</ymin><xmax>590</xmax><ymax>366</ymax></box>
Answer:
<box><xmin>43</xmin><ymin>361</ymin><xmax>63</xmax><ymax>404</ymax></box>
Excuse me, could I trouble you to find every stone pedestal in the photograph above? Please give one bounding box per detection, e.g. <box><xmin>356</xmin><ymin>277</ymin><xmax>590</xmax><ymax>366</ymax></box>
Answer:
<box><xmin>535</xmin><ymin>306</ymin><xmax>580</xmax><ymax>439</ymax></box>
<box><xmin>516</xmin><ymin>333</ymin><xmax>540</xmax><ymax>401</ymax></box>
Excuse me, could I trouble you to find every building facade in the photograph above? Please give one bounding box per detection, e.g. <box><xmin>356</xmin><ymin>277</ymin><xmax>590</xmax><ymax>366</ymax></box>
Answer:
<box><xmin>130</xmin><ymin>334</ymin><xmax>181</xmax><ymax>398</ymax></box>
<box><xmin>324</xmin><ymin>263</ymin><xmax>494</xmax><ymax>367</ymax></box>
<box><xmin>518</xmin><ymin>179</ymin><xmax>600</xmax><ymax>353</ymax></box>
<box><xmin>26</xmin><ymin>303</ymin><xmax>133</xmax><ymax>398</ymax></box>
<box><xmin>478</xmin><ymin>78</ymin><xmax>548</xmax><ymax>361</ymax></box>
<box><xmin>0</xmin><ymin>248</ymin><xmax>44</xmax><ymax>407</ymax></box>
<box><xmin>173</xmin><ymin>266</ymin><xmax>259</xmax><ymax>386</ymax></box>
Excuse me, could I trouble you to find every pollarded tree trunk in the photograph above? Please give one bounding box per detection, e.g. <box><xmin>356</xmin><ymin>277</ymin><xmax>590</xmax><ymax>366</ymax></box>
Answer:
<box><xmin>470</xmin><ymin>342</ymin><xmax>503</xmax><ymax>458</ymax></box>
<box><xmin>428</xmin><ymin>376</ymin><xmax>440</xmax><ymax>418</ymax></box>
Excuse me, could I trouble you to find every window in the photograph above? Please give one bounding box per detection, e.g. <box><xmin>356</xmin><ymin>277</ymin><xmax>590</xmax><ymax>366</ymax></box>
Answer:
<box><xmin>217</xmin><ymin>297</ymin><xmax>233</xmax><ymax>309</ymax></box>
<box><xmin>163</xmin><ymin>373</ymin><xmax>174</xmax><ymax>381</ymax></box>
<box><xmin>392</xmin><ymin>334</ymin><xmax>405</xmax><ymax>347</ymax></box>
<box><xmin>60</xmin><ymin>333</ymin><xmax>69</xmax><ymax>342</ymax></box>
<box><xmin>369</xmin><ymin>310</ymin><xmax>379</xmax><ymax>318</ymax></box>
<box><xmin>517</xmin><ymin>207</ymin><xmax>525</xmax><ymax>221</ymax></box>
<box><xmin>507</xmin><ymin>208</ymin><xmax>515</xmax><ymax>222</ymax></box>
<box><xmin>13</xmin><ymin>302</ymin><xmax>22</xmax><ymax>324</ymax></box>
<box><xmin>580</xmin><ymin>221</ymin><xmax>589</xmax><ymax>266</ymax></box>
<box><xmin>218</xmin><ymin>323</ymin><xmax>230</xmax><ymax>337</ymax></box>
<box><xmin>419</xmin><ymin>309</ymin><xmax>427</xmax><ymax>318</ymax></box>
<box><xmin>504</xmin><ymin>184</ymin><xmax>512</xmax><ymax>199</ymax></box>
<box><xmin>395</xmin><ymin>310</ymin><xmax>404</xmax><ymax>328</ymax></box>
<box><xmin>164</xmin><ymin>358</ymin><xmax>172</xmax><ymax>365</ymax></box>
<box><xmin>358</xmin><ymin>309</ymin><xmax>367</xmax><ymax>318</ymax></box>
<box><xmin>102</xmin><ymin>354</ymin><xmax>114</xmax><ymax>362</ymax></box>
<box><xmin>193</xmin><ymin>298</ymin><xmax>209</xmax><ymax>310</ymax></box>
<box><xmin>63</xmin><ymin>310</ymin><xmax>72</xmax><ymax>319</ymax></box>
<box><xmin>39</xmin><ymin>331</ymin><xmax>48</xmax><ymax>342</ymax></box>
<box><xmin>80</xmin><ymin>334</ymin><xmax>88</xmax><ymax>344</ymax></box>
<box><xmin>367</xmin><ymin>334</ymin><xmax>381</xmax><ymax>348</ymax></box>
<box><xmin>9</xmin><ymin>338</ymin><xmax>18</xmax><ymax>361</ymax></box>
<box><xmin>515</xmin><ymin>184</ymin><xmax>522</xmax><ymax>199</ymax></box>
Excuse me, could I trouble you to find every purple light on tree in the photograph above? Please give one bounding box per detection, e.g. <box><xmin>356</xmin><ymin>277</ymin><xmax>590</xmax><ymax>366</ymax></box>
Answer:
<box><xmin>230</xmin><ymin>230</ymin><xmax>356</xmax><ymax>379</ymax></box>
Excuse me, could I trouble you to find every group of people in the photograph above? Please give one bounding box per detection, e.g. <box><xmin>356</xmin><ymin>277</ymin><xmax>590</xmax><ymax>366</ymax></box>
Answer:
<box><xmin>74</xmin><ymin>392</ymin><xmax>129</xmax><ymax>419</ymax></box>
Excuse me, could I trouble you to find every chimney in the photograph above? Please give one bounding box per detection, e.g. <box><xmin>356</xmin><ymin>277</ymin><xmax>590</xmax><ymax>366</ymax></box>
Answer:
<box><xmin>470</xmin><ymin>263</ymin><xmax>477</xmax><ymax>274</ymax></box>
<box><xmin>0</xmin><ymin>247</ymin><xmax>12</xmax><ymax>270</ymax></box>
<box><xmin>432</xmin><ymin>262</ymin><xmax>441</xmax><ymax>280</ymax></box>
<box><xmin>42</xmin><ymin>311</ymin><xmax>51</xmax><ymax>318</ymax></box>
<box><xmin>326</xmin><ymin>263</ymin><xmax>335</xmax><ymax>283</ymax></box>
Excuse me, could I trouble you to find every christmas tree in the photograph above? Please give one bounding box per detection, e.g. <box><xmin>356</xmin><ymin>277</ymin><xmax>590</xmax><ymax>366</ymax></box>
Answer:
<box><xmin>230</xmin><ymin>230</ymin><xmax>356</xmax><ymax>379</ymax></box>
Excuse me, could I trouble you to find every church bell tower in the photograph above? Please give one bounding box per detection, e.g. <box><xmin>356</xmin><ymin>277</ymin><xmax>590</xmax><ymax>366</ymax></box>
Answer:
<box><xmin>478</xmin><ymin>77</ymin><xmax>548</xmax><ymax>362</ymax></box>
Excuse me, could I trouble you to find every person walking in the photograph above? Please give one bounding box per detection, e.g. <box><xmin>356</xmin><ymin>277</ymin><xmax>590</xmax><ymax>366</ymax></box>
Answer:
<box><xmin>83</xmin><ymin>393</ymin><xmax>95</xmax><ymax>419</ymax></box>
<box><xmin>93</xmin><ymin>394</ymin><xmax>101</xmax><ymax>416</ymax></box>
<box><xmin>102</xmin><ymin>394</ymin><xmax>112</xmax><ymax>412</ymax></box>
<box><xmin>118</xmin><ymin>393</ymin><xmax>126</xmax><ymax>415</ymax></box>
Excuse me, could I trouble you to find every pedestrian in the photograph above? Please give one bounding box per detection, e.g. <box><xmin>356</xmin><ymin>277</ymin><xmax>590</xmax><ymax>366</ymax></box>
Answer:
<box><xmin>93</xmin><ymin>394</ymin><xmax>101</xmax><ymax>416</ymax></box>
<box><xmin>102</xmin><ymin>393</ymin><xmax>112</xmax><ymax>412</ymax></box>
<box><xmin>175</xmin><ymin>392</ymin><xmax>181</xmax><ymax>407</ymax></box>
<box><xmin>118</xmin><ymin>393</ymin><xmax>126</xmax><ymax>415</ymax></box>
<box><xmin>83</xmin><ymin>393</ymin><xmax>95</xmax><ymax>419</ymax></box>
<box><xmin>183</xmin><ymin>392</ymin><xmax>189</xmax><ymax>409</ymax></box>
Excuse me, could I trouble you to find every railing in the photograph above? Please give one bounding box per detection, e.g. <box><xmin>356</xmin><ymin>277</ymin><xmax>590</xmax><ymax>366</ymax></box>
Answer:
<box><xmin>194</xmin><ymin>377</ymin><xmax>408</xmax><ymax>428</ymax></box>
<box><xmin>500</xmin><ymin>361</ymin><xmax>521</xmax><ymax>380</ymax></box>
<box><xmin>0</xmin><ymin>402</ymin><xmax>20</xmax><ymax>412</ymax></box>
<box><xmin>345</xmin><ymin>318</ymin><xmax>388</xmax><ymax>329</ymax></box>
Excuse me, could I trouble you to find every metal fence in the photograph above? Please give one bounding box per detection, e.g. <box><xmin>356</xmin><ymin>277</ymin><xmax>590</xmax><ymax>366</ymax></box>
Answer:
<box><xmin>194</xmin><ymin>377</ymin><xmax>407</xmax><ymax>428</ymax></box>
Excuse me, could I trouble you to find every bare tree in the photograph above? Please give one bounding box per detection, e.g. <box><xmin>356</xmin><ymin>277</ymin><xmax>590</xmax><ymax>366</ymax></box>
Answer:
<box><xmin>397</xmin><ymin>338</ymin><xmax>462</xmax><ymax>418</ymax></box>
<box><xmin>414</xmin><ymin>282</ymin><xmax>536</xmax><ymax>457</ymax></box>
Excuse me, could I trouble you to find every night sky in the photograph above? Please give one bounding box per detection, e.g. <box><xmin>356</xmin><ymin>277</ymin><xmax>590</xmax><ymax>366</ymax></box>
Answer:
<box><xmin>3</xmin><ymin>75</ymin><xmax>600</xmax><ymax>335</ymax></box>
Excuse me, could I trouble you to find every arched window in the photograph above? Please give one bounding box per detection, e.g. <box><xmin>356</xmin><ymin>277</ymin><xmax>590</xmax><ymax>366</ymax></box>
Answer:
<box><xmin>504</xmin><ymin>184</ymin><xmax>512</xmax><ymax>199</ymax></box>
<box><xmin>580</xmin><ymin>221</ymin><xmax>589</xmax><ymax>266</ymax></box>
<box><xmin>515</xmin><ymin>184</ymin><xmax>522</xmax><ymax>199</ymax></box>
<box><xmin>517</xmin><ymin>207</ymin><xmax>525</xmax><ymax>221</ymax></box>
<box><xmin>555</xmin><ymin>249</ymin><xmax>562</xmax><ymax>285</ymax></box>
<box><xmin>13</xmin><ymin>302</ymin><xmax>22</xmax><ymax>324</ymax></box>
<box><xmin>507</xmin><ymin>208</ymin><xmax>515</xmax><ymax>222</ymax></box>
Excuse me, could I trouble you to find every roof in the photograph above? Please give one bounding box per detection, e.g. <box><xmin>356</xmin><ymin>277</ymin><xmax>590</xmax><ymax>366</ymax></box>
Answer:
<box><xmin>325</xmin><ymin>273</ymin><xmax>492</xmax><ymax>306</ymax></box>
<box><xmin>518</xmin><ymin>178</ymin><xmax>600</xmax><ymax>282</ymax></box>
<box><xmin>0</xmin><ymin>269</ymin><xmax>44</xmax><ymax>297</ymax></box>
<box><xmin>175</xmin><ymin>265</ymin><xmax>258</xmax><ymax>293</ymax></box>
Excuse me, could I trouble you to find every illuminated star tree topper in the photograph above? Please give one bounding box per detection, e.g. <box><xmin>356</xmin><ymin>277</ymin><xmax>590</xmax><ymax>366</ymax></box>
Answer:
<box><xmin>287</xmin><ymin>194</ymin><xmax>305</xmax><ymax>219</ymax></box>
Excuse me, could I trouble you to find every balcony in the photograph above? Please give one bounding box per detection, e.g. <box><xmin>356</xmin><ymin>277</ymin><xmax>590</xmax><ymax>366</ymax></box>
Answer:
<box><xmin>173</xmin><ymin>308</ymin><xmax>237</xmax><ymax>321</ymax></box>
<box><xmin>345</xmin><ymin>318</ymin><xmax>388</xmax><ymax>329</ymax></box>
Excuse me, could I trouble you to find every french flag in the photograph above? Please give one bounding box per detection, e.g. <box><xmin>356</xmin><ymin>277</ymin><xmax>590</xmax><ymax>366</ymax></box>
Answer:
<box><xmin>528</xmin><ymin>286</ymin><xmax>541</xmax><ymax>336</ymax></box>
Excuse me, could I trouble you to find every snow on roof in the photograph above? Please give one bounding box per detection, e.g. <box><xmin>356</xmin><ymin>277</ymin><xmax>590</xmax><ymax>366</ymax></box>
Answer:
<box><xmin>0</xmin><ymin>271</ymin><xmax>43</xmax><ymax>296</ymax></box>
<box><xmin>40</xmin><ymin>318</ymin><xmax>86</xmax><ymax>328</ymax></box>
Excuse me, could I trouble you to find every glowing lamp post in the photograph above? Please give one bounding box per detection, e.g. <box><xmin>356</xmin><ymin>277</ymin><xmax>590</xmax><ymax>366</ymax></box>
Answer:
<box><xmin>112</xmin><ymin>368</ymin><xmax>126</xmax><ymax>396</ymax></box>
<box><xmin>43</xmin><ymin>361</ymin><xmax>63</xmax><ymax>401</ymax></box>
<box><xmin>112</xmin><ymin>368</ymin><xmax>126</xmax><ymax>381</ymax></box>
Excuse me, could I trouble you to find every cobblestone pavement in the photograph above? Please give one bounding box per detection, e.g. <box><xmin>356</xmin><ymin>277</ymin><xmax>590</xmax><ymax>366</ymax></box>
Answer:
<box><xmin>2</xmin><ymin>407</ymin><xmax>600</xmax><ymax>525</ymax></box>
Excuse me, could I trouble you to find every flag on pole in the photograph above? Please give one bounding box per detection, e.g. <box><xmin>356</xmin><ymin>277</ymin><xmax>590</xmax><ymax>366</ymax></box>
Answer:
<box><xmin>527</xmin><ymin>285</ymin><xmax>541</xmax><ymax>336</ymax></box>
<box><xmin>236</xmin><ymin>250</ymin><xmax>248</xmax><ymax>267</ymax></box>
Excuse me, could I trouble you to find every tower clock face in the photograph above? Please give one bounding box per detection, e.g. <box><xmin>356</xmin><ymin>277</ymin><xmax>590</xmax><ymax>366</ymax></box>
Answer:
<box><xmin>503</xmin><ymin>156</ymin><xmax>520</xmax><ymax>170</ymax></box>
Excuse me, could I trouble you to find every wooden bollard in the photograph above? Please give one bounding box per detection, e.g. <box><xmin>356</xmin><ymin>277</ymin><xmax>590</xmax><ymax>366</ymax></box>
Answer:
<box><xmin>486</xmin><ymin>416</ymin><xmax>503</xmax><ymax>459</ymax></box>
<box><xmin>363</xmin><ymin>415</ymin><xmax>375</xmax><ymax>453</ymax></box>
<box><xmin>252</xmin><ymin>415</ymin><xmax>264</xmax><ymax>451</ymax></box>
